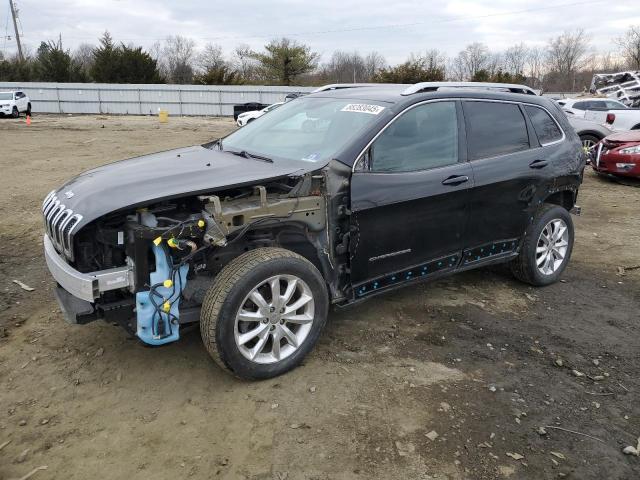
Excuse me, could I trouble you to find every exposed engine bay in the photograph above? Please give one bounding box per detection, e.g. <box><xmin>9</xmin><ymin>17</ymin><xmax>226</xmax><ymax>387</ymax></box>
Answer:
<box><xmin>68</xmin><ymin>161</ymin><xmax>352</xmax><ymax>345</ymax></box>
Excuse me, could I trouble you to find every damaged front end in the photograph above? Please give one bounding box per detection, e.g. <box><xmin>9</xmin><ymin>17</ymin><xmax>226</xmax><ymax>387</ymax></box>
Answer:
<box><xmin>45</xmin><ymin>161</ymin><xmax>353</xmax><ymax>346</ymax></box>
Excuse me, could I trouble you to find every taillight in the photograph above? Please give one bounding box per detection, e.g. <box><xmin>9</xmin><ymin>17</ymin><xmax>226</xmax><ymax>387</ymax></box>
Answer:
<box><xmin>606</xmin><ymin>113</ymin><xmax>616</xmax><ymax>124</ymax></box>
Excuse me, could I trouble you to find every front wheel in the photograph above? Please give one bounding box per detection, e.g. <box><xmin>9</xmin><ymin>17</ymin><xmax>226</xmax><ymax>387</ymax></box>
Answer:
<box><xmin>200</xmin><ymin>247</ymin><xmax>328</xmax><ymax>379</ymax></box>
<box><xmin>511</xmin><ymin>204</ymin><xmax>574</xmax><ymax>286</ymax></box>
<box><xmin>11</xmin><ymin>106</ymin><xmax>19</xmax><ymax>118</ymax></box>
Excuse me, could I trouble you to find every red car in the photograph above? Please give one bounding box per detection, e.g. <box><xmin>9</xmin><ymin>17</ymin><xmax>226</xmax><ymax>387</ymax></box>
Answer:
<box><xmin>592</xmin><ymin>130</ymin><xmax>640</xmax><ymax>178</ymax></box>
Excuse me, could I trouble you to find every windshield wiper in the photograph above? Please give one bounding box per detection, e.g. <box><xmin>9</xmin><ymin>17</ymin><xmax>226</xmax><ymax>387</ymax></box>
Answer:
<box><xmin>226</xmin><ymin>149</ymin><xmax>273</xmax><ymax>163</ymax></box>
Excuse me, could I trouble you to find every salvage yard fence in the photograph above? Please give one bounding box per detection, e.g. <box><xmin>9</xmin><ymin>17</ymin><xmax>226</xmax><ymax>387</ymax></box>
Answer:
<box><xmin>0</xmin><ymin>81</ymin><xmax>576</xmax><ymax>117</ymax></box>
<box><xmin>0</xmin><ymin>82</ymin><xmax>315</xmax><ymax>116</ymax></box>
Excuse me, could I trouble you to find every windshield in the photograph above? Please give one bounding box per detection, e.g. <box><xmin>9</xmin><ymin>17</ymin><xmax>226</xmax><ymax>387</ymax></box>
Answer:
<box><xmin>222</xmin><ymin>97</ymin><xmax>388</xmax><ymax>163</ymax></box>
<box><xmin>0</xmin><ymin>93</ymin><xmax>13</xmax><ymax>100</ymax></box>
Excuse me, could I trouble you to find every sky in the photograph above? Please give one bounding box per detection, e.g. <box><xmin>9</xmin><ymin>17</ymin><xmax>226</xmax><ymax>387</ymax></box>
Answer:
<box><xmin>1</xmin><ymin>0</ymin><xmax>639</xmax><ymax>64</ymax></box>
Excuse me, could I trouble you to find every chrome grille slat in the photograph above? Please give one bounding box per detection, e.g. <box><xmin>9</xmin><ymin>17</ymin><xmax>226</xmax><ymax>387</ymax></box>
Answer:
<box><xmin>41</xmin><ymin>192</ymin><xmax>81</xmax><ymax>261</ymax></box>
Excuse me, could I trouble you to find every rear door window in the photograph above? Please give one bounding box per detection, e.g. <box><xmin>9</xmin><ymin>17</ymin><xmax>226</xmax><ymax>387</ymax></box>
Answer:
<box><xmin>464</xmin><ymin>101</ymin><xmax>530</xmax><ymax>160</ymax></box>
<box><xmin>572</xmin><ymin>101</ymin><xmax>590</xmax><ymax>110</ymax></box>
<box><xmin>524</xmin><ymin>105</ymin><xmax>563</xmax><ymax>145</ymax></box>
<box><xmin>370</xmin><ymin>101</ymin><xmax>458</xmax><ymax>172</ymax></box>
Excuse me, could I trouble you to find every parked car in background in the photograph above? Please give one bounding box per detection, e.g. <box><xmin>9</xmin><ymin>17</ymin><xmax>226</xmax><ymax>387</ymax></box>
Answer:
<box><xmin>0</xmin><ymin>90</ymin><xmax>31</xmax><ymax>118</ymax></box>
<box><xmin>592</xmin><ymin>130</ymin><xmax>640</xmax><ymax>178</ymax></box>
<box><xmin>566</xmin><ymin>116</ymin><xmax>613</xmax><ymax>153</ymax></box>
<box><xmin>42</xmin><ymin>82</ymin><xmax>584</xmax><ymax>380</ymax></box>
<box><xmin>558</xmin><ymin>97</ymin><xmax>627</xmax><ymax>118</ymax></box>
<box><xmin>584</xmin><ymin>106</ymin><xmax>640</xmax><ymax>132</ymax></box>
<box><xmin>236</xmin><ymin>102</ymin><xmax>284</xmax><ymax>126</ymax></box>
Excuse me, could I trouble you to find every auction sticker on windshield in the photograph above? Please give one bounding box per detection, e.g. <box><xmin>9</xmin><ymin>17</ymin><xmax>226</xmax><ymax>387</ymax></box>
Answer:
<box><xmin>341</xmin><ymin>104</ymin><xmax>385</xmax><ymax>115</ymax></box>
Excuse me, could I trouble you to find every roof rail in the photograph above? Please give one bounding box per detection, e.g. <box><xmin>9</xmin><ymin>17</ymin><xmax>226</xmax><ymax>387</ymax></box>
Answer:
<box><xmin>401</xmin><ymin>82</ymin><xmax>539</xmax><ymax>96</ymax></box>
<box><xmin>311</xmin><ymin>83</ymin><xmax>403</xmax><ymax>93</ymax></box>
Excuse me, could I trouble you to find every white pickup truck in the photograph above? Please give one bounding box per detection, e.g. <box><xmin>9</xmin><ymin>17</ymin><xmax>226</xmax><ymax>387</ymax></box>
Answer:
<box><xmin>584</xmin><ymin>104</ymin><xmax>640</xmax><ymax>132</ymax></box>
<box><xmin>0</xmin><ymin>90</ymin><xmax>31</xmax><ymax>118</ymax></box>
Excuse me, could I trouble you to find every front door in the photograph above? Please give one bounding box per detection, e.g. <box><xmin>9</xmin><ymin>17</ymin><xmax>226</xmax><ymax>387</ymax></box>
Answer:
<box><xmin>349</xmin><ymin>100</ymin><xmax>471</xmax><ymax>296</ymax></box>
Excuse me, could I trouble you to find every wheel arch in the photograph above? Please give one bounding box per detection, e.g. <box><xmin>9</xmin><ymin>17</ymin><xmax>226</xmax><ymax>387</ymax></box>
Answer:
<box><xmin>543</xmin><ymin>189</ymin><xmax>575</xmax><ymax>211</ymax></box>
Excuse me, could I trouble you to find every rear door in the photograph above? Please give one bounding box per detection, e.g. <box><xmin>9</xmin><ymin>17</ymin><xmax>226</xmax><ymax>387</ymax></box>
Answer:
<box><xmin>462</xmin><ymin>100</ymin><xmax>561</xmax><ymax>261</ymax></box>
<box><xmin>349</xmin><ymin>100</ymin><xmax>472</xmax><ymax>292</ymax></box>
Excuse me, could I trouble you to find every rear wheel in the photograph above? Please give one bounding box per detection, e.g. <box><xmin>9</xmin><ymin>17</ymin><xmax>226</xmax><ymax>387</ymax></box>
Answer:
<box><xmin>26</xmin><ymin>103</ymin><xmax>31</xmax><ymax>116</ymax></box>
<box><xmin>511</xmin><ymin>204</ymin><xmax>574</xmax><ymax>286</ymax></box>
<box><xmin>200</xmin><ymin>247</ymin><xmax>328</xmax><ymax>379</ymax></box>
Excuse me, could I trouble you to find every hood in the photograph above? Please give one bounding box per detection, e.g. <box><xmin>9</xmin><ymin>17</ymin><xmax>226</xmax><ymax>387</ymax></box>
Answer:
<box><xmin>53</xmin><ymin>145</ymin><xmax>315</xmax><ymax>228</ymax></box>
<box><xmin>605</xmin><ymin>130</ymin><xmax>640</xmax><ymax>143</ymax></box>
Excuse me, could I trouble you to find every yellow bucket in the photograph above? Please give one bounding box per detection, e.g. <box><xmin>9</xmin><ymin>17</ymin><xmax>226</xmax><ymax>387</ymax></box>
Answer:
<box><xmin>158</xmin><ymin>109</ymin><xmax>169</xmax><ymax>123</ymax></box>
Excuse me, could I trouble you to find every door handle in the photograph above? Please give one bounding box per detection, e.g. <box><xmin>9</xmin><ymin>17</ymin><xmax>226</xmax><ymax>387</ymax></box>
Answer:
<box><xmin>529</xmin><ymin>159</ymin><xmax>548</xmax><ymax>169</ymax></box>
<box><xmin>441</xmin><ymin>175</ymin><xmax>469</xmax><ymax>186</ymax></box>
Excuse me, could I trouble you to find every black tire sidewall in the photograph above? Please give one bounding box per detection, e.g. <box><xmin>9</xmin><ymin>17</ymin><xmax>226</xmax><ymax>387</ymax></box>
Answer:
<box><xmin>524</xmin><ymin>206</ymin><xmax>574</xmax><ymax>286</ymax></box>
<box><xmin>215</xmin><ymin>256</ymin><xmax>328</xmax><ymax>379</ymax></box>
<box><xmin>12</xmin><ymin>107</ymin><xmax>19</xmax><ymax>118</ymax></box>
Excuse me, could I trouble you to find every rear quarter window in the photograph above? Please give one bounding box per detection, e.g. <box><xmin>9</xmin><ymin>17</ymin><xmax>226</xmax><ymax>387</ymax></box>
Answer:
<box><xmin>524</xmin><ymin>105</ymin><xmax>563</xmax><ymax>145</ymax></box>
<box><xmin>464</xmin><ymin>101</ymin><xmax>530</xmax><ymax>160</ymax></box>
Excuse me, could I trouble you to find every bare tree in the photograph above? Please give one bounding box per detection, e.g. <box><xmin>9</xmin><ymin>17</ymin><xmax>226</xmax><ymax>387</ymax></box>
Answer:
<box><xmin>616</xmin><ymin>25</ymin><xmax>640</xmax><ymax>70</ymax></box>
<box><xmin>503</xmin><ymin>43</ymin><xmax>529</xmax><ymax>75</ymax></box>
<box><xmin>525</xmin><ymin>46</ymin><xmax>546</xmax><ymax>89</ymax></box>
<box><xmin>452</xmin><ymin>42</ymin><xmax>491</xmax><ymax>80</ymax></box>
<box><xmin>232</xmin><ymin>43</ymin><xmax>259</xmax><ymax>82</ymax></box>
<box><xmin>73</xmin><ymin>43</ymin><xmax>95</xmax><ymax>78</ymax></box>
<box><xmin>323</xmin><ymin>51</ymin><xmax>367</xmax><ymax>83</ymax></box>
<box><xmin>546</xmin><ymin>29</ymin><xmax>590</xmax><ymax>90</ymax></box>
<box><xmin>363</xmin><ymin>51</ymin><xmax>386</xmax><ymax>80</ymax></box>
<box><xmin>197</xmin><ymin>43</ymin><xmax>226</xmax><ymax>73</ymax></box>
<box><xmin>161</xmin><ymin>35</ymin><xmax>196</xmax><ymax>83</ymax></box>
<box><xmin>597</xmin><ymin>51</ymin><xmax>625</xmax><ymax>72</ymax></box>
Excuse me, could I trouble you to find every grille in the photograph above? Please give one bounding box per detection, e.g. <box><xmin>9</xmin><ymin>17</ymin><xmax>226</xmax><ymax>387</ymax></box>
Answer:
<box><xmin>42</xmin><ymin>191</ymin><xmax>82</xmax><ymax>261</ymax></box>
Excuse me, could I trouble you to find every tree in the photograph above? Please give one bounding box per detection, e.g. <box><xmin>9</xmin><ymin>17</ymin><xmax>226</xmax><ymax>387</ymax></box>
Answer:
<box><xmin>323</xmin><ymin>51</ymin><xmax>367</xmax><ymax>83</ymax></box>
<box><xmin>363</xmin><ymin>51</ymin><xmax>386</xmax><ymax>80</ymax></box>
<box><xmin>232</xmin><ymin>44</ymin><xmax>260</xmax><ymax>82</ymax></box>
<box><xmin>161</xmin><ymin>35</ymin><xmax>196</xmax><ymax>83</ymax></box>
<box><xmin>193</xmin><ymin>64</ymin><xmax>242</xmax><ymax>85</ymax></box>
<box><xmin>34</xmin><ymin>38</ymin><xmax>86</xmax><ymax>82</ymax></box>
<box><xmin>503</xmin><ymin>43</ymin><xmax>529</xmax><ymax>76</ymax></box>
<box><xmin>452</xmin><ymin>43</ymin><xmax>491</xmax><ymax>80</ymax></box>
<box><xmin>197</xmin><ymin>43</ymin><xmax>226</xmax><ymax>72</ymax></box>
<box><xmin>546</xmin><ymin>29</ymin><xmax>590</xmax><ymax>90</ymax></box>
<box><xmin>617</xmin><ymin>25</ymin><xmax>640</xmax><ymax>70</ymax></box>
<box><xmin>0</xmin><ymin>53</ymin><xmax>34</xmax><ymax>81</ymax></box>
<box><xmin>118</xmin><ymin>45</ymin><xmax>163</xmax><ymax>83</ymax></box>
<box><xmin>525</xmin><ymin>46</ymin><xmax>546</xmax><ymax>89</ymax></box>
<box><xmin>373</xmin><ymin>52</ymin><xmax>445</xmax><ymax>83</ymax></box>
<box><xmin>90</xmin><ymin>32</ymin><xmax>119</xmax><ymax>82</ymax></box>
<box><xmin>250</xmin><ymin>38</ymin><xmax>319</xmax><ymax>85</ymax></box>
<box><xmin>90</xmin><ymin>32</ymin><xmax>162</xmax><ymax>83</ymax></box>
<box><xmin>73</xmin><ymin>43</ymin><xmax>95</xmax><ymax>79</ymax></box>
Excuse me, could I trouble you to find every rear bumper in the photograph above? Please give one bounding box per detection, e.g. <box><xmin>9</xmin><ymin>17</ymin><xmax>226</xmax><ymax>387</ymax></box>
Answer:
<box><xmin>44</xmin><ymin>234</ymin><xmax>133</xmax><ymax>302</ymax></box>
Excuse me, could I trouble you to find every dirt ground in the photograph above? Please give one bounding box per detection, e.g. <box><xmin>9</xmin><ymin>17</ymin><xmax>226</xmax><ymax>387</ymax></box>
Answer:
<box><xmin>1</xmin><ymin>114</ymin><xmax>639</xmax><ymax>480</ymax></box>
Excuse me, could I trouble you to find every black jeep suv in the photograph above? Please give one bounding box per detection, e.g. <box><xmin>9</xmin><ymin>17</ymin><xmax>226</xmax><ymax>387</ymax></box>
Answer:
<box><xmin>43</xmin><ymin>82</ymin><xmax>584</xmax><ymax>379</ymax></box>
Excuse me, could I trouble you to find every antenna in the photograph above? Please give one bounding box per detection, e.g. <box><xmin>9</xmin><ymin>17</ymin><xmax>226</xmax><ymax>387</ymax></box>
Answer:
<box><xmin>9</xmin><ymin>0</ymin><xmax>23</xmax><ymax>61</ymax></box>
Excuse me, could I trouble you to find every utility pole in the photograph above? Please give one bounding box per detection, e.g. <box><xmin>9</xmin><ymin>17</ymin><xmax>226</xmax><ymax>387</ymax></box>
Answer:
<box><xmin>9</xmin><ymin>0</ymin><xmax>24</xmax><ymax>61</ymax></box>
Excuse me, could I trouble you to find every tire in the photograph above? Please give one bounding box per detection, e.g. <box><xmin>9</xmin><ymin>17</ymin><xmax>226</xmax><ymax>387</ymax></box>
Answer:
<box><xmin>246</xmin><ymin>118</ymin><xmax>254</xmax><ymax>124</ymax></box>
<box><xmin>510</xmin><ymin>204</ymin><xmax>574</xmax><ymax>286</ymax></box>
<box><xmin>201</xmin><ymin>247</ymin><xmax>329</xmax><ymax>380</ymax></box>
<box><xmin>26</xmin><ymin>103</ymin><xmax>31</xmax><ymax>116</ymax></box>
<box><xmin>579</xmin><ymin>134</ymin><xmax>599</xmax><ymax>151</ymax></box>
<box><xmin>11</xmin><ymin>106</ymin><xmax>19</xmax><ymax>118</ymax></box>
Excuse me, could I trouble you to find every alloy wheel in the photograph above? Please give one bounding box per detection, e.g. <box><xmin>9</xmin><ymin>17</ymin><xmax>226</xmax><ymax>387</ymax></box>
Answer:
<box><xmin>234</xmin><ymin>274</ymin><xmax>315</xmax><ymax>364</ymax></box>
<box><xmin>536</xmin><ymin>219</ymin><xmax>569</xmax><ymax>275</ymax></box>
